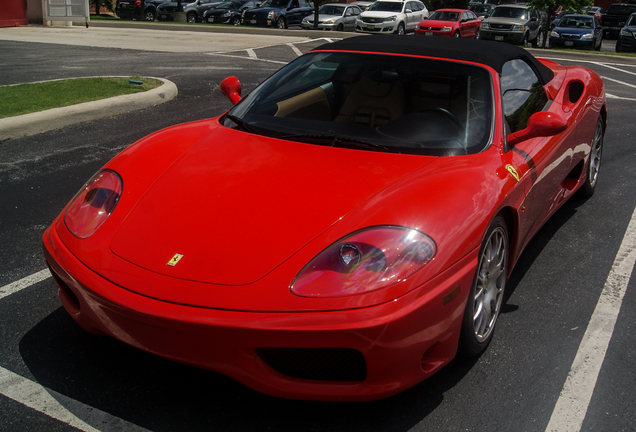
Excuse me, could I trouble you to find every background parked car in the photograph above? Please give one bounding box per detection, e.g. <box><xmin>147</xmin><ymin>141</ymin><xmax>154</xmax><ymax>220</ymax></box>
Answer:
<box><xmin>356</xmin><ymin>0</ymin><xmax>428</xmax><ymax>35</ymax></box>
<box><xmin>415</xmin><ymin>9</ymin><xmax>481</xmax><ymax>38</ymax></box>
<box><xmin>583</xmin><ymin>6</ymin><xmax>605</xmax><ymax>22</ymax></box>
<box><xmin>350</xmin><ymin>0</ymin><xmax>375</xmax><ymax>11</ymax></box>
<box><xmin>301</xmin><ymin>3</ymin><xmax>362</xmax><ymax>30</ymax></box>
<box><xmin>602</xmin><ymin>3</ymin><xmax>636</xmax><ymax>38</ymax></box>
<box><xmin>616</xmin><ymin>12</ymin><xmax>636</xmax><ymax>52</ymax></box>
<box><xmin>157</xmin><ymin>0</ymin><xmax>221</xmax><ymax>22</ymax></box>
<box><xmin>202</xmin><ymin>0</ymin><xmax>260</xmax><ymax>24</ymax></box>
<box><xmin>116</xmin><ymin>0</ymin><xmax>167</xmax><ymax>21</ymax></box>
<box><xmin>479</xmin><ymin>4</ymin><xmax>543</xmax><ymax>46</ymax></box>
<box><xmin>241</xmin><ymin>0</ymin><xmax>314</xmax><ymax>29</ymax></box>
<box><xmin>550</xmin><ymin>14</ymin><xmax>603</xmax><ymax>50</ymax></box>
<box><xmin>468</xmin><ymin>3</ymin><xmax>495</xmax><ymax>19</ymax></box>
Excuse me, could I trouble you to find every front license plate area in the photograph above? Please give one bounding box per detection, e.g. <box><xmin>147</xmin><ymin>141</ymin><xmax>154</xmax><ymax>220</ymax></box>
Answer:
<box><xmin>565</xmin><ymin>41</ymin><xmax>573</xmax><ymax>46</ymax></box>
<box><xmin>495</xmin><ymin>35</ymin><xmax>504</xmax><ymax>41</ymax></box>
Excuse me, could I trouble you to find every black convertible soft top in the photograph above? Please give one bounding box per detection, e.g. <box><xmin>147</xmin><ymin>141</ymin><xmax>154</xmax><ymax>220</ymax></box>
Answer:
<box><xmin>312</xmin><ymin>35</ymin><xmax>555</xmax><ymax>85</ymax></box>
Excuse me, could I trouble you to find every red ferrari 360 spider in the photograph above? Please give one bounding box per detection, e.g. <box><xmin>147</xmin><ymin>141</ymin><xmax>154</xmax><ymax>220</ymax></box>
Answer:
<box><xmin>43</xmin><ymin>36</ymin><xmax>606</xmax><ymax>401</ymax></box>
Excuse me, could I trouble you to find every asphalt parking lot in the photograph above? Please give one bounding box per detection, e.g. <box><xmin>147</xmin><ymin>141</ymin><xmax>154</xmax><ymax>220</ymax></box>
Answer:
<box><xmin>1</xmin><ymin>23</ymin><xmax>636</xmax><ymax>432</ymax></box>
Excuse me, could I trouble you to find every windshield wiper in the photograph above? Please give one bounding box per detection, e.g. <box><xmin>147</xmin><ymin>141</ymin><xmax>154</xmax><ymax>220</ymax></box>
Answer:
<box><xmin>279</xmin><ymin>134</ymin><xmax>390</xmax><ymax>151</ymax></box>
<box><xmin>223</xmin><ymin>114</ymin><xmax>258</xmax><ymax>134</ymax></box>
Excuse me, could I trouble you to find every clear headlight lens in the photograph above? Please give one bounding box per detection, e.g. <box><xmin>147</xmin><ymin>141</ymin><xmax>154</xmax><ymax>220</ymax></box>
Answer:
<box><xmin>291</xmin><ymin>226</ymin><xmax>436</xmax><ymax>298</ymax></box>
<box><xmin>580</xmin><ymin>33</ymin><xmax>593</xmax><ymax>39</ymax></box>
<box><xmin>480</xmin><ymin>21</ymin><xmax>489</xmax><ymax>29</ymax></box>
<box><xmin>550</xmin><ymin>30</ymin><xmax>559</xmax><ymax>37</ymax></box>
<box><xmin>324</xmin><ymin>18</ymin><xmax>335</xmax><ymax>24</ymax></box>
<box><xmin>222</xmin><ymin>11</ymin><xmax>231</xmax><ymax>17</ymax></box>
<box><xmin>267</xmin><ymin>11</ymin><xmax>274</xmax><ymax>19</ymax></box>
<box><xmin>441</xmin><ymin>26</ymin><xmax>452</xmax><ymax>31</ymax></box>
<box><xmin>384</xmin><ymin>15</ymin><xmax>397</xmax><ymax>22</ymax></box>
<box><xmin>64</xmin><ymin>170</ymin><xmax>122</xmax><ymax>239</ymax></box>
<box><xmin>512</xmin><ymin>24</ymin><xmax>525</xmax><ymax>31</ymax></box>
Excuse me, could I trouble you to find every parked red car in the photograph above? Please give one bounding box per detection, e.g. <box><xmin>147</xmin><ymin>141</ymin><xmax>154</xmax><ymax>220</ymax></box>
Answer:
<box><xmin>44</xmin><ymin>36</ymin><xmax>606</xmax><ymax>402</ymax></box>
<box><xmin>415</xmin><ymin>8</ymin><xmax>481</xmax><ymax>37</ymax></box>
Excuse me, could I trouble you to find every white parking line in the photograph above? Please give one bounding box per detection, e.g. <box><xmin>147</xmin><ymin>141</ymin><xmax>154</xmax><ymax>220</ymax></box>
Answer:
<box><xmin>286</xmin><ymin>43</ymin><xmax>304</xmax><ymax>57</ymax></box>
<box><xmin>0</xmin><ymin>269</ymin><xmax>51</xmax><ymax>301</ymax></box>
<box><xmin>1</xmin><ymin>270</ymin><xmax>150</xmax><ymax>431</ymax></box>
<box><xmin>545</xmin><ymin>206</ymin><xmax>636</xmax><ymax>432</ymax></box>
<box><xmin>0</xmin><ymin>367</ymin><xmax>149</xmax><ymax>432</ymax></box>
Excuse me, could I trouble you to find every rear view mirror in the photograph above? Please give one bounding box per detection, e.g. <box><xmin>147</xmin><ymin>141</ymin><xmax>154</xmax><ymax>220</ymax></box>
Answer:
<box><xmin>220</xmin><ymin>76</ymin><xmax>242</xmax><ymax>105</ymax></box>
<box><xmin>507</xmin><ymin>111</ymin><xmax>567</xmax><ymax>145</ymax></box>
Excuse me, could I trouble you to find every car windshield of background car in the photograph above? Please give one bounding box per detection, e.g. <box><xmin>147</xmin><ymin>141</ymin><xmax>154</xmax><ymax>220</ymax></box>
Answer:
<box><xmin>367</xmin><ymin>1</ymin><xmax>403</xmax><ymax>12</ymax></box>
<box><xmin>491</xmin><ymin>7</ymin><xmax>527</xmax><ymax>20</ymax></box>
<box><xmin>429</xmin><ymin>11</ymin><xmax>459</xmax><ymax>21</ymax></box>
<box><xmin>223</xmin><ymin>52</ymin><xmax>494</xmax><ymax>156</ymax></box>
<box><xmin>320</xmin><ymin>5</ymin><xmax>344</xmax><ymax>14</ymax></box>
<box><xmin>560</xmin><ymin>17</ymin><xmax>593</xmax><ymax>28</ymax></box>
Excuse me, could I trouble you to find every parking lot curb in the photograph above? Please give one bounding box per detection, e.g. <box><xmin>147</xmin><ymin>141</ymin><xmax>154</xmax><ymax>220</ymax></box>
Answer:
<box><xmin>0</xmin><ymin>77</ymin><xmax>177</xmax><ymax>141</ymax></box>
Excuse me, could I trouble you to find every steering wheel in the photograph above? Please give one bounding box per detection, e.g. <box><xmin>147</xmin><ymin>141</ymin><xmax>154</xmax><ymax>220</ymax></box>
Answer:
<box><xmin>415</xmin><ymin>107</ymin><xmax>464</xmax><ymax>134</ymax></box>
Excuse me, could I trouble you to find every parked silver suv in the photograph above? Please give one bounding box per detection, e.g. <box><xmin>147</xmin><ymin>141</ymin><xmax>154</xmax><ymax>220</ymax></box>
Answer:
<box><xmin>479</xmin><ymin>4</ymin><xmax>543</xmax><ymax>46</ymax></box>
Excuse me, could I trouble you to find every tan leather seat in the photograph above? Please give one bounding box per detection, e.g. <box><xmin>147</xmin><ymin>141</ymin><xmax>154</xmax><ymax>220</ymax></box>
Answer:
<box><xmin>334</xmin><ymin>69</ymin><xmax>404</xmax><ymax>127</ymax></box>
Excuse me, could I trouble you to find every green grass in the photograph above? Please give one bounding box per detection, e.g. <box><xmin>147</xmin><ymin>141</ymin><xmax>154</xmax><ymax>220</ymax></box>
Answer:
<box><xmin>0</xmin><ymin>76</ymin><xmax>162</xmax><ymax>119</ymax></box>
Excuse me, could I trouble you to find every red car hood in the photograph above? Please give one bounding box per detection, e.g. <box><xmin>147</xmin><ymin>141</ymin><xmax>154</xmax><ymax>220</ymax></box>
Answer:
<box><xmin>111</xmin><ymin>126</ymin><xmax>434</xmax><ymax>285</ymax></box>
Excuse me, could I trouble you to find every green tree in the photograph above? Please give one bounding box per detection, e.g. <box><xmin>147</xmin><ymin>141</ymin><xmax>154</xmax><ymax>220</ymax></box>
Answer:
<box><xmin>526</xmin><ymin>0</ymin><xmax>592</xmax><ymax>48</ymax></box>
<box><xmin>92</xmin><ymin>0</ymin><xmax>115</xmax><ymax>15</ymax></box>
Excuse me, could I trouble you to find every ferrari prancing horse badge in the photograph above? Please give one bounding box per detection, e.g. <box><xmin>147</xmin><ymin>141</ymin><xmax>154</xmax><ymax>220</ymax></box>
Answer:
<box><xmin>167</xmin><ymin>253</ymin><xmax>184</xmax><ymax>266</ymax></box>
<box><xmin>505</xmin><ymin>165</ymin><xmax>520</xmax><ymax>182</ymax></box>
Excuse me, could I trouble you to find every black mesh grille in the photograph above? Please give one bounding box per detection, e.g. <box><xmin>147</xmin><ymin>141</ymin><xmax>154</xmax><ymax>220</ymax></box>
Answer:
<box><xmin>257</xmin><ymin>348</ymin><xmax>367</xmax><ymax>382</ymax></box>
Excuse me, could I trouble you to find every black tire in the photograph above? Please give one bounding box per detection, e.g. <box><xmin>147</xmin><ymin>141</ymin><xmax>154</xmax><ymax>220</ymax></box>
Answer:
<box><xmin>144</xmin><ymin>9</ymin><xmax>155</xmax><ymax>21</ymax></box>
<box><xmin>276</xmin><ymin>17</ymin><xmax>286</xmax><ymax>29</ymax></box>
<box><xmin>458</xmin><ymin>215</ymin><xmax>508</xmax><ymax>357</ymax></box>
<box><xmin>336</xmin><ymin>23</ymin><xmax>344</xmax><ymax>31</ymax></box>
<box><xmin>616</xmin><ymin>39</ymin><xmax>622</xmax><ymax>52</ymax></box>
<box><xmin>579</xmin><ymin>115</ymin><xmax>604</xmax><ymax>197</ymax></box>
<box><xmin>522</xmin><ymin>32</ymin><xmax>529</xmax><ymax>46</ymax></box>
<box><xmin>454</xmin><ymin>31</ymin><xmax>460</xmax><ymax>38</ymax></box>
<box><xmin>231</xmin><ymin>15</ymin><xmax>241</xmax><ymax>25</ymax></box>
<box><xmin>396</xmin><ymin>22</ymin><xmax>405</xmax><ymax>35</ymax></box>
<box><xmin>187</xmin><ymin>12</ymin><xmax>197</xmax><ymax>23</ymax></box>
<box><xmin>595</xmin><ymin>37</ymin><xmax>601</xmax><ymax>51</ymax></box>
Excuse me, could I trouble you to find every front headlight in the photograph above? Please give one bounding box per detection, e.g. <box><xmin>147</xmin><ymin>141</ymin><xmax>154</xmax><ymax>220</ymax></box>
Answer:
<box><xmin>222</xmin><ymin>11</ymin><xmax>231</xmax><ymax>17</ymax></box>
<box><xmin>441</xmin><ymin>26</ymin><xmax>452</xmax><ymax>31</ymax></box>
<box><xmin>267</xmin><ymin>11</ymin><xmax>274</xmax><ymax>19</ymax></box>
<box><xmin>480</xmin><ymin>21</ymin><xmax>489</xmax><ymax>29</ymax></box>
<box><xmin>550</xmin><ymin>30</ymin><xmax>559</xmax><ymax>37</ymax></box>
<box><xmin>384</xmin><ymin>15</ymin><xmax>397</xmax><ymax>22</ymax></box>
<box><xmin>621</xmin><ymin>28</ymin><xmax>632</xmax><ymax>36</ymax></box>
<box><xmin>64</xmin><ymin>170</ymin><xmax>122</xmax><ymax>239</ymax></box>
<box><xmin>291</xmin><ymin>226</ymin><xmax>436</xmax><ymax>297</ymax></box>
<box><xmin>581</xmin><ymin>33</ymin><xmax>594</xmax><ymax>40</ymax></box>
<box><xmin>511</xmin><ymin>24</ymin><xmax>525</xmax><ymax>31</ymax></box>
<box><xmin>324</xmin><ymin>18</ymin><xmax>336</xmax><ymax>24</ymax></box>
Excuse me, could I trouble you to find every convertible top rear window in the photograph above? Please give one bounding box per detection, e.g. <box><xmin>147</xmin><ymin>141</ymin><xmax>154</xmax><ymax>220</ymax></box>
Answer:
<box><xmin>225</xmin><ymin>52</ymin><xmax>494</xmax><ymax>156</ymax></box>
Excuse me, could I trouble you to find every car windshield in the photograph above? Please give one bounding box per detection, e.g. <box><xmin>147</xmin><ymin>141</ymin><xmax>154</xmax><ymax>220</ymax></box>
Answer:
<box><xmin>627</xmin><ymin>15</ymin><xmax>636</xmax><ymax>26</ymax></box>
<box><xmin>319</xmin><ymin>4</ymin><xmax>345</xmax><ymax>14</ymax></box>
<box><xmin>429</xmin><ymin>11</ymin><xmax>459</xmax><ymax>21</ymax></box>
<box><xmin>491</xmin><ymin>7</ymin><xmax>527</xmax><ymax>19</ymax></box>
<box><xmin>217</xmin><ymin>1</ymin><xmax>240</xmax><ymax>8</ymax></box>
<box><xmin>470</xmin><ymin>5</ymin><xmax>491</xmax><ymax>13</ymax></box>
<box><xmin>559</xmin><ymin>16</ymin><xmax>593</xmax><ymax>28</ymax></box>
<box><xmin>224</xmin><ymin>52</ymin><xmax>494</xmax><ymax>157</ymax></box>
<box><xmin>367</xmin><ymin>1</ymin><xmax>403</xmax><ymax>12</ymax></box>
<box><xmin>261</xmin><ymin>0</ymin><xmax>287</xmax><ymax>7</ymax></box>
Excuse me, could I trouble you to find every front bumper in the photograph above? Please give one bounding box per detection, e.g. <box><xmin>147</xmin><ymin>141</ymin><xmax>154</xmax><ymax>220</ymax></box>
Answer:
<box><xmin>43</xmin><ymin>224</ymin><xmax>477</xmax><ymax>401</ymax></box>
<box><xmin>301</xmin><ymin>22</ymin><xmax>337</xmax><ymax>30</ymax></box>
<box><xmin>549</xmin><ymin>37</ymin><xmax>595</xmax><ymax>49</ymax></box>
<box><xmin>479</xmin><ymin>29</ymin><xmax>525</xmax><ymax>44</ymax></box>
<box><xmin>356</xmin><ymin>21</ymin><xmax>397</xmax><ymax>33</ymax></box>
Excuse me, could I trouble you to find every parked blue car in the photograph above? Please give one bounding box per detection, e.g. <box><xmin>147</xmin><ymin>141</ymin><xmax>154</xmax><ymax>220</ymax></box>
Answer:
<box><xmin>550</xmin><ymin>14</ymin><xmax>603</xmax><ymax>50</ymax></box>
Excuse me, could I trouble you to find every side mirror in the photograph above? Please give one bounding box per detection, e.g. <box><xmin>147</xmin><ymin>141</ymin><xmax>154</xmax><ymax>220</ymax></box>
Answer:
<box><xmin>507</xmin><ymin>111</ymin><xmax>567</xmax><ymax>145</ymax></box>
<box><xmin>220</xmin><ymin>76</ymin><xmax>242</xmax><ymax>105</ymax></box>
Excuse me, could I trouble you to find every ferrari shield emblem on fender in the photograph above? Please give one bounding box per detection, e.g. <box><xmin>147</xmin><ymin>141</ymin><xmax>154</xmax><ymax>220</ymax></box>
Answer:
<box><xmin>505</xmin><ymin>165</ymin><xmax>520</xmax><ymax>182</ymax></box>
<box><xmin>167</xmin><ymin>253</ymin><xmax>184</xmax><ymax>266</ymax></box>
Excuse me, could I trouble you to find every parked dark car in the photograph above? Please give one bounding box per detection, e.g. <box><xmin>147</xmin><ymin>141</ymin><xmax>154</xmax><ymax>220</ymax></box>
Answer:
<box><xmin>157</xmin><ymin>0</ymin><xmax>221</xmax><ymax>22</ymax></box>
<box><xmin>116</xmin><ymin>0</ymin><xmax>167</xmax><ymax>21</ymax></box>
<box><xmin>550</xmin><ymin>9</ymin><xmax>572</xmax><ymax>29</ymax></box>
<box><xmin>583</xmin><ymin>6</ymin><xmax>605</xmax><ymax>22</ymax></box>
<box><xmin>203</xmin><ymin>0</ymin><xmax>260</xmax><ymax>24</ymax></box>
<box><xmin>468</xmin><ymin>3</ymin><xmax>495</xmax><ymax>19</ymax></box>
<box><xmin>616</xmin><ymin>12</ymin><xmax>636</xmax><ymax>51</ymax></box>
<box><xmin>602</xmin><ymin>3</ymin><xmax>636</xmax><ymax>37</ymax></box>
<box><xmin>241</xmin><ymin>0</ymin><xmax>313</xmax><ymax>28</ymax></box>
<box><xmin>479</xmin><ymin>4</ymin><xmax>543</xmax><ymax>46</ymax></box>
<box><xmin>550</xmin><ymin>14</ymin><xmax>603</xmax><ymax>50</ymax></box>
